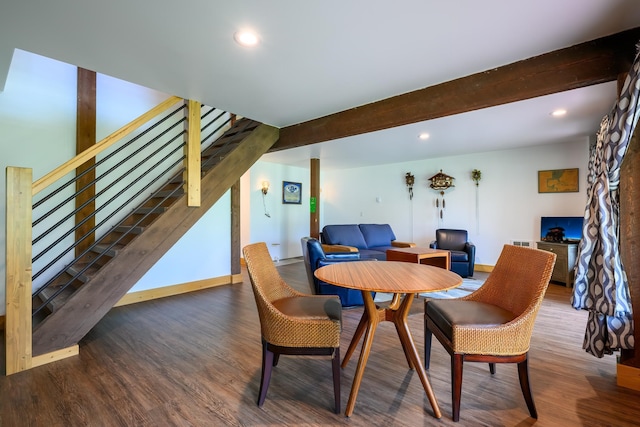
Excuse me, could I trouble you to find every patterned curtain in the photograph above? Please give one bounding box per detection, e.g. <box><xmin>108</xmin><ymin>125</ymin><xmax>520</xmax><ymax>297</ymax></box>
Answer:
<box><xmin>571</xmin><ymin>45</ymin><xmax>640</xmax><ymax>358</ymax></box>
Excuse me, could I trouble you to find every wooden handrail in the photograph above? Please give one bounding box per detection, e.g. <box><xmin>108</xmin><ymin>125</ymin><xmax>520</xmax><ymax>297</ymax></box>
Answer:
<box><xmin>32</xmin><ymin>96</ymin><xmax>182</xmax><ymax>195</ymax></box>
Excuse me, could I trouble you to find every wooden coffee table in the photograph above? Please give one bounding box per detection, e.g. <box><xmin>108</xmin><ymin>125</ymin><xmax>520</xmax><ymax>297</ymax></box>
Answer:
<box><xmin>386</xmin><ymin>247</ymin><xmax>451</xmax><ymax>270</ymax></box>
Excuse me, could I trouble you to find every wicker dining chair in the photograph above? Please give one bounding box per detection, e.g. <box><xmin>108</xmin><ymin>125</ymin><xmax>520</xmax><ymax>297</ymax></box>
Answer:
<box><xmin>424</xmin><ymin>244</ymin><xmax>556</xmax><ymax>422</ymax></box>
<box><xmin>243</xmin><ymin>242</ymin><xmax>342</xmax><ymax>413</ymax></box>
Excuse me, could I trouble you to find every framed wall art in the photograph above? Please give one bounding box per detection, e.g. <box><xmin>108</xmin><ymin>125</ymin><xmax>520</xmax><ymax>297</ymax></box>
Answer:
<box><xmin>282</xmin><ymin>181</ymin><xmax>302</xmax><ymax>204</ymax></box>
<box><xmin>538</xmin><ymin>168</ymin><xmax>579</xmax><ymax>193</ymax></box>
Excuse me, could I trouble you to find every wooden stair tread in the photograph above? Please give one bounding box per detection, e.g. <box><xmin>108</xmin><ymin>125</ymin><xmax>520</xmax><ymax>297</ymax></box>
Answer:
<box><xmin>135</xmin><ymin>206</ymin><xmax>168</xmax><ymax>215</ymax></box>
<box><xmin>34</xmin><ymin>283</ymin><xmax>75</xmax><ymax>315</ymax></box>
<box><xmin>65</xmin><ymin>266</ymin><xmax>91</xmax><ymax>283</ymax></box>
<box><xmin>91</xmin><ymin>244</ymin><xmax>120</xmax><ymax>258</ymax></box>
<box><xmin>114</xmin><ymin>225</ymin><xmax>145</xmax><ymax>234</ymax></box>
<box><xmin>153</xmin><ymin>188</ymin><xmax>184</xmax><ymax>198</ymax></box>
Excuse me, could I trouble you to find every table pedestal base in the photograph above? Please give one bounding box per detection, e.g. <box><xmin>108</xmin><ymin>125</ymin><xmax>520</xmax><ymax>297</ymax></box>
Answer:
<box><xmin>341</xmin><ymin>292</ymin><xmax>442</xmax><ymax>418</ymax></box>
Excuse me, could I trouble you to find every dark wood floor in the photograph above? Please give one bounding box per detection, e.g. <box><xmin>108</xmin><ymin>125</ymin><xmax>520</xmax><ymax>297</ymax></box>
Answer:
<box><xmin>2</xmin><ymin>261</ymin><xmax>639</xmax><ymax>426</ymax></box>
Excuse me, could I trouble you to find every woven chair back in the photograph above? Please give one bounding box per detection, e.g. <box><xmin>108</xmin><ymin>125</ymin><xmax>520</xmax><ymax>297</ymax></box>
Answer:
<box><xmin>243</xmin><ymin>242</ymin><xmax>298</xmax><ymax>339</ymax></box>
<box><xmin>465</xmin><ymin>244</ymin><xmax>556</xmax><ymax>316</ymax></box>
<box><xmin>243</xmin><ymin>242</ymin><xmax>341</xmax><ymax>349</ymax></box>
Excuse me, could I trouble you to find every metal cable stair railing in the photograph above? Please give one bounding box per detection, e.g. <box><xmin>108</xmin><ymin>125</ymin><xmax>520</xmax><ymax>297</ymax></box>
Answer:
<box><xmin>3</xmin><ymin>97</ymin><xmax>278</xmax><ymax>370</ymax></box>
<box><xmin>30</xmin><ymin>107</ymin><xmax>264</xmax><ymax>318</ymax></box>
<box><xmin>31</xmin><ymin>102</ymin><xmax>190</xmax><ymax>314</ymax></box>
<box><xmin>4</xmin><ymin>98</ymin><xmax>279</xmax><ymax>373</ymax></box>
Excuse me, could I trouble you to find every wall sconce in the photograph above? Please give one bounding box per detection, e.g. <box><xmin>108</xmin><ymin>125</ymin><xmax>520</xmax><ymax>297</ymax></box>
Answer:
<box><xmin>405</xmin><ymin>172</ymin><xmax>415</xmax><ymax>200</ymax></box>
<box><xmin>261</xmin><ymin>181</ymin><xmax>271</xmax><ymax>218</ymax></box>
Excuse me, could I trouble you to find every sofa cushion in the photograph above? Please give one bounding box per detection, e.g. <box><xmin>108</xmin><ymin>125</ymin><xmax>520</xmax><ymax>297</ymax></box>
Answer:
<box><xmin>322</xmin><ymin>224</ymin><xmax>368</xmax><ymax>249</ymax></box>
<box><xmin>359</xmin><ymin>224</ymin><xmax>396</xmax><ymax>248</ymax></box>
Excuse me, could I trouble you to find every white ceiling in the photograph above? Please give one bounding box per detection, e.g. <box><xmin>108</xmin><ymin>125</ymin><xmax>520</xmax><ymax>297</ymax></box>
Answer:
<box><xmin>2</xmin><ymin>1</ymin><xmax>640</xmax><ymax>169</ymax></box>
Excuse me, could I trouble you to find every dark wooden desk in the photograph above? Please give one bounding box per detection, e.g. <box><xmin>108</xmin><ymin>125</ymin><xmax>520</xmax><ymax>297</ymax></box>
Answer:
<box><xmin>315</xmin><ymin>261</ymin><xmax>462</xmax><ymax>417</ymax></box>
<box><xmin>386</xmin><ymin>247</ymin><xmax>451</xmax><ymax>269</ymax></box>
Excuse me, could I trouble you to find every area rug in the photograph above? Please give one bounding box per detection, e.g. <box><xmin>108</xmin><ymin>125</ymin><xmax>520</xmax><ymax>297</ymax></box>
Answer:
<box><xmin>374</xmin><ymin>277</ymin><xmax>485</xmax><ymax>303</ymax></box>
<box><xmin>420</xmin><ymin>276</ymin><xmax>485</xmax><ymax>299</ymax></box>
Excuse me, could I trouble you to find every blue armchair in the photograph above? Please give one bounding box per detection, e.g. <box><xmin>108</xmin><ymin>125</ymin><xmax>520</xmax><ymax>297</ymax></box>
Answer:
<box><xmin>301</xmin><ymin>237</ymin><xmax>373</xmax><ymax>307</ymax></box>
<box><xmin>429</xmin><ymin>229</ymin><xmax>476</xmax><ymax>278</ymax></box>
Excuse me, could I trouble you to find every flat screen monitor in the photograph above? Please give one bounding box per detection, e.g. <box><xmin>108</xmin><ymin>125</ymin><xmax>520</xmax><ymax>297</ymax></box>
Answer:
<box><xmin>540</xmin><ymin>216</ymin><xmax>583</xmax><ymax>243</ymax></box>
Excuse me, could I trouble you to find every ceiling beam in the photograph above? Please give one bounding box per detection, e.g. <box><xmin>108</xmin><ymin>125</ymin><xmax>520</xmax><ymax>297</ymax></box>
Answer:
<box><xmin>273</xmin><ymin>27</ymin><xmax>640</xmax><ymax>151</ymax></box>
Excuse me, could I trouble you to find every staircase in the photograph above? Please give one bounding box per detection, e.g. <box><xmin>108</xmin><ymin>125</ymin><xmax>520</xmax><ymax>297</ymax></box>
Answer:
<box><xmin>29</xmin><ymin>117</ymin><xmax>279</xmax><ymax>356</ymax></box>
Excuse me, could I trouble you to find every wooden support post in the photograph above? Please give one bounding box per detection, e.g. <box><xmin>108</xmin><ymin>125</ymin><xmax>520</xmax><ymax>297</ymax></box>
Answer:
<box><xmin>75</xmin><ymin>68</ymin><xmax>97</xmax><ymax>257</ymax></box>
<box><xmin>184</xmin><ymin>100</ymin><xmax>201</xmax><ymax>207</ymax></box>
<box><xmin>310</xmin><ymin>158</ymin><xmax>320</xmax><ymax>239</ymax></box>
<box><xmin>5</xmin><ymin>166</ymin><xmax>33</xmax><ymax>375</ymax></box>
<box><xmin>231</xmin><ymin>180</ymin><xmax>241</xmax><ymax>280</ymax></box>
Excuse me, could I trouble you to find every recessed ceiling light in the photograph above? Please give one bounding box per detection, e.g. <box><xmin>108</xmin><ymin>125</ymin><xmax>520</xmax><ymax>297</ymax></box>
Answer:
<box><xmin>551</xmin><ymin>109</ymin><xmax>567</xmax><ymax>117</ymax></box>
<box><xmin>234</xmin><ymin>30</ymin><xmax>259</xmax><ymax>47</ymax></box>
<box><xmin>419</xmin><ymin>133</ymin><xmax>430</xmax><ymax>140</ymax></box>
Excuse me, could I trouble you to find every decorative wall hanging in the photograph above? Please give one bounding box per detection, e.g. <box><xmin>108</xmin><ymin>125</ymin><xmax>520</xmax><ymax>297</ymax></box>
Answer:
<box><xmin>471</xmin><ymin>169</ymin><xmax>482</xmax><ymax>233</ymax></box>
<box><xmin>405</xmin><ymin>172</ymin><xmax>415</xmax><ymax>200</ymax></box>
<box><xmin>471</xmin><ymin>169</ymin><xmax>482</xmax><ymax>186</ymax></box>
<box><xmin>537</xmin><ymin>168</ymin><xmax>579</xmax><ymax>193</ymax></box>
<box><xmin>428</xmin><ymin>169</ymin><xmax>455</xmax><ymax>223</ymax></box>
<box><xmin>282</xmin><ymin>181</ymin><xmax>302</xmax><ymax>204</ymax></box>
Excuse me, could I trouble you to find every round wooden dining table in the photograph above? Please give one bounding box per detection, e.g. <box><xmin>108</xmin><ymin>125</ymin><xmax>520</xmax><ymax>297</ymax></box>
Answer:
<box><xmin>315</xmin><ymin>260</ymin><xmax>462</xmax><ymax>418</ymax></box>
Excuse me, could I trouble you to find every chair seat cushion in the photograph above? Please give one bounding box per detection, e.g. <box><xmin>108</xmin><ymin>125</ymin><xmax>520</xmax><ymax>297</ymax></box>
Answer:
<box><xmin>358</xmin><ymin>248</ymin><xmax>387</xmax><ymax>260</ymax></box>
<box><xmin>449</xmin><ymin>250</ymin><xmax>469</xmax><ymax>262</ymax></box>
<box><xmin>273</xmin><ymin>296</ymin><xmax>342</xmax><ymax>323</ymax></box>
<box><xmin>426</xmin><ymin>300</ymin><xmax>516</xmax><ymax>339</ymax></box>
<box><xmin>325</xmin><ymin>252</ymin><xmax>360</xmax><ymax>261</ymax></box>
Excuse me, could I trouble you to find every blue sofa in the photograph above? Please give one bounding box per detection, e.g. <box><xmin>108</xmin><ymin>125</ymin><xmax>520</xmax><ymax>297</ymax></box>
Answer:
<box><xmin>320</xmin><ymin>224</ymin><xmax>415</xmax><ymax>260</ymax></box>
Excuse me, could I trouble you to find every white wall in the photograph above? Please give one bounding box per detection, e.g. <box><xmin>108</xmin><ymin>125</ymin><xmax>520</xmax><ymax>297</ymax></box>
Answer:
<box><xmin>251</xmin><ymin>138</ymin><xmax>588</xmax><ymax>267</ymax></box>
<box><xmin>1</xmin><ymin>50</ymin><xmax>76</xmax><ymax>316</ymax></box>
<box><xmin>244</xmin><ymin>161</ymin><xmax>310</xmax><ymax>261</ymax></box>
<box><xmin>131</xmin><ymin>192</ymin><xmax>231</xmax><ymax>292</ymax></box>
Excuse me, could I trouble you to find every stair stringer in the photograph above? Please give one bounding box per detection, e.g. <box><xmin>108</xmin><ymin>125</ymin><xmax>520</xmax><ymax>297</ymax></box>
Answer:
<box><xmin>32</xmin><ymin>124</ymin><xmax>279</xmax><ymax>356</ymax></box>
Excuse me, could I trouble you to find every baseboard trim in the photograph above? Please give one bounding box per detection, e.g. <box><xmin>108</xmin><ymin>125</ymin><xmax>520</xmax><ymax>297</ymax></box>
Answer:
<box><xmin>32</xmin><ymin>345</ymin><xmax>79</xmax><ymax>368</ymax></box>
<box><xmin>618</xmin><ymin>362</ymin><xmax>640</xmax><ymax>391</ymax></box>
<box><xmin>115</xmin><ymin>275</ymin><xmax>235</xmax><ymax>307</ymax></box>
<box><xmin>474</xmin><ymin>264</ymin><xmax>494</xmax><ymax>273</ymax></box>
